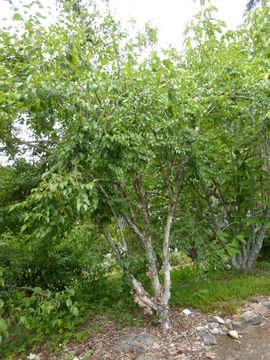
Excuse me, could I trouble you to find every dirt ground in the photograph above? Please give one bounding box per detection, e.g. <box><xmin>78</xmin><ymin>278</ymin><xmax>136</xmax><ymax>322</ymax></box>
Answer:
<box><xmin>27</xmin><ymin>309</ymin><xmax>211</xmax><ymax>360</ymax></box>
<box><xmin>19</xmin><ymin>296</ymin><xmax>270</xmax><ymax>360</ymax></box>
<box><xmin>214</xmin><ymin>320</ymin><xmax>270</xmax><ymax>360</ymax></box>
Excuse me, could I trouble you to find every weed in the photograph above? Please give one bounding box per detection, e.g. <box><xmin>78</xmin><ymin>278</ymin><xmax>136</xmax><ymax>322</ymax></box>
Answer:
<box><xmin>74</xmin><ymin>331</ymin><xmax>84</xmax><ymax>342</ymax></box>
<box><xmin>92</xmin><ymin>324</ymin><xmax>104</xmax><ymax>332</ymax></box>
<box><xmin>134</xmin><ymin>316</ymin><xmax>142</xmax><ymax>328</ymax></box>
<box><xmin>63</xmin><ymin>351</ymin><xmax>75</xmax><ymax>360</ymax></box>
<box><xmin>169</xmin><ymin>252</ymin><xmax>192</xmax><ymax>267</ymax></box>
<box><xmin>81</xmin><ymin>350</ymin><xmax>92</xmax><ymax>360</ymax></box>
<box><xmin>122</xmin><ymin>311</ymin><xmax>132</xmax><ymax>326</ymax></box>
<box><xmin>115</xmin><ymin>323</ymin><xmax>122</xmax><ymax>330</ymax></box>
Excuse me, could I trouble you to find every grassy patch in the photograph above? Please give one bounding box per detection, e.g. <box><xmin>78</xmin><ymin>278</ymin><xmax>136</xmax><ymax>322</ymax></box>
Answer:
<box><xmin>170</xmin><ymin>264</ymin><xmax>270</xmax><ymax>313</ymax></box>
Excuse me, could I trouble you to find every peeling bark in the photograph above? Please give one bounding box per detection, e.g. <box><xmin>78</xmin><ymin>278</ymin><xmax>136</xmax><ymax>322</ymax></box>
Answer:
<box><xmin>100</xmin><ymin>159</ymin><xmax>186</xmax><ymax>329</ymax></box>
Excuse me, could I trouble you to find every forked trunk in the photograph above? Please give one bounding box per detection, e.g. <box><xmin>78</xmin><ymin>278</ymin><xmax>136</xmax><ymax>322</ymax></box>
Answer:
<box><xmin>131</xmin><ymin>276</ymin><xmax>171</xmax><ymax>329</ymax></box>
<box><xmin>102</xmin><ymin>161</ymin><xmax>185</xmax><ymax>329</ymax></box>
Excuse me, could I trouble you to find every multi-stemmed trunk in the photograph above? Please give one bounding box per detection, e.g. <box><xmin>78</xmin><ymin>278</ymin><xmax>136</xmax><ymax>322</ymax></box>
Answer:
<box><xmin>231</xmin><ymin>225</ymin><xmax>266</xmax><ymax>272</ymax></box>
<box><xmin>101</xmin><ymin>161</ymin><xmax>185</xmax><ymax>329</ymax></box>
<box><xmin>125</xmin><ymin>196</ymin><xmax>179</xmax><ymax>328</ymax></box>
<box><xmin>103</xmin><ymin>212</ymin><xmax>173</xmax><ymax>329</ymax></box>
<box><xmin>233</xmin><ymin>135</ymin><xmax>270</xmax><ymax>272</ymax></box>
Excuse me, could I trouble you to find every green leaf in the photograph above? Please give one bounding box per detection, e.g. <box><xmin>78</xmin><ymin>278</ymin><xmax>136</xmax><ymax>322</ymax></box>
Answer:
<box><xmin>0</xmin><ymin>318</ymin><xmax>8</xmax><ymax>334</ymax></box>
<box><xmin>19</xmin><ymin>316</ymin><xmax>26</xmax><ymax>326</ymax></box>
<box><xmin>216</xmin><ymin>230</ymin><xmax>228</xmax><ymax>242</ymax></box>
<box><xmin>0</xmin><ymin>299</ymin><xmax>4</xmax><ymax>309</ymax></box>
<box><xmin>34</xmin><ymin>287</ymin><xmax>43</xmax><ymax>294</ymax></box>
<box><xmin>70</xmin><ymin>305</ymin><xmax>79</xmax><ymax>316</ymax></box>
<box><xmin>12</xmin><ymin>13</ymin><xmax>24</xmax><ymax>21</ymax></box>
<box><xmin>67</xmin><ymin>288</ymin><xmax>75</xmax><ymax>296</ymax></box>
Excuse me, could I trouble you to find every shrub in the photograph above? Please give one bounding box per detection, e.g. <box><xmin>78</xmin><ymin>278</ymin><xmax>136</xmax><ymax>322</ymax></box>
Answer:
<box><xmin>169</xmin><ymin>251</ymin><xmax>192</xmax><ymax>267</ymax></box>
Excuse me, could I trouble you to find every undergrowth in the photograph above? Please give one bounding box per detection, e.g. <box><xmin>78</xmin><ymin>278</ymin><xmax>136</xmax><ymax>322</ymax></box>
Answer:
<box><xmin>2</xmin><ymin>262</ymin><xmax>270</xmax><ymax>359</ymax></box>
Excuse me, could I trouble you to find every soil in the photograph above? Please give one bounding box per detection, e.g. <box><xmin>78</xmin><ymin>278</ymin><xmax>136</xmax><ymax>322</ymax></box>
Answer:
<box><xmin>20</xmin><ymin>296</ymin><xmax>270</xmax><ymax>360</ymax></box>
<box><xmin>214</xmin><ymin>321</ymin><xmax>270</xmax><ymax>360</ymax></box>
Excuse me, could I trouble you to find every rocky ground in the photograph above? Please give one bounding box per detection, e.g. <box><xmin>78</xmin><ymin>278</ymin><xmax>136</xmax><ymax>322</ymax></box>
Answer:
<box><xmin>25</xmin><ymin>296</ymin><xmax>270</xmax><ymax>360</ymax></box>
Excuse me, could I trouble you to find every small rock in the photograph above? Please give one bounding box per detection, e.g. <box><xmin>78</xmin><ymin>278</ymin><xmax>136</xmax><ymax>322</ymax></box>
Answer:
<box><xmin>209</xmin><ymin>328</ymin><xmax>219</xmax><ymax>335</ymax></box>
<box><xmin>233</xmin><ymin>310</ymin><xmax>261</xmax><ymax>324</ymax></box>
<box><xmin>27</xmin><ymin>355</ymin><xmax>40</xmax><ymax>360</ymax></box>
<box><xmin>220</xmin><ymin>325</ymin><xmax>228</xmax><ymax>334</ymax></box>
<box><xmin>252</xmin><ymin>302</ymin><xmax>269</xmax><ymax>316</ymax></box>
<box><xmin>234</xmin><ymin>310</ymin><xmax>262</xmax><ymax>323</ymax></box>
<box><xmin>197</xmin><ymin>325</ymin><xmax>207</xmax><ymax>331</ymax></box>
<box><xmin>113</xmin><ymin>333</ymin><xmax>157</xmax><ymax>353</ymax></box>
<box><xmin>207</xmin><ymin>322</ymin><xmax>219</xmax><ymax>330</ymax></box>
<box><xmin>249</xmin><ymin>314</ymin><xmax>263</xmax><ymax>325</ymax></box>
<box><xmin>213</xmin><ymin>316</ymin><xmax>225</xmax><ymax>325</ymax></box>
<box><xmin>232</xmin><ymin>310</ymin><xmax>262</xmax><ymax>333</ymax></box>
<box><xmin>224</xmin><ymin>319</ymin><xmax>233</xmax><ymax>330</ymax></box>
<box><xmin>228</xmin><ymin>330</ymin><xmax>239</xmax><ymax>340</ymax></box>
<box><xmin>232</xmin><ymin>321</ymin><xmax>246</xmax><ymax>334</ymax></box>
<box><xmin>197</xmin><ymin>328</ymin><xmax>217</xmax><ymax>346</ymax></box>
<box><xmin>263</xmin><ymin>301</ymin><xmax>270</xmax><ymax>311</ymax></box>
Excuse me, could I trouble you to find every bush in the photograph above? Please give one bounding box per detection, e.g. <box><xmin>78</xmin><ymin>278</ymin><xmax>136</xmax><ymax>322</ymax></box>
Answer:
<box><xmin>169</xmin><ymin>251</ymin><xmax>192</xmax><ymax>267</ymax></box>
<box><xmin>0</xmin><ymin>285</ymin><xmax>82</xmax><ymax>358</ymax></box>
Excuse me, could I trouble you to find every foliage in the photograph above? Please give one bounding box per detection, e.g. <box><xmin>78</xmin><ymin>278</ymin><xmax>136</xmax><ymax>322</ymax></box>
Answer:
<box><xmin>169</xmin><ymin>251</ymin><xmax>192</xmax><ymax>267</ymax></box>
<box><xmin>0</xmin><ymin>159</ymin><xmax>42</xmax><ymax>233</ymax></box>
<box><xmin>0</xmin><ymin>285</ymin><xmax>79</xmax><ymax>357</ymax></box>
<box><xmin>0</xmin><ymin>270</ymin><xmax>139</xmax><ymax>358</ymax></box>
<box><xmin>0</xmin><ymin>222</ymin><xmax>109</xmax><ymax>289</ymax></box>
<box><xmin>0</xmin><ymin>0</ymin><xmax>269</xmax><ymax>352</ymax></box>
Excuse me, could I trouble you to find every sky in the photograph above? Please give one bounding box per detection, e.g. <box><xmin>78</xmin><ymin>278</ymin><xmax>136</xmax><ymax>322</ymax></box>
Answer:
<box><xmin>0</xmin><ymin>0</ymin><xmax>247</xmax><ymax>165</ymax></box>
<box><xmin>1</xmin><ymin>0</ymin><xmax>247</xmax><ymax>48</ymax></box>
<box><xmin>109</xmin><ymin>0</ymin><xmax>247</xmax><ymax>48</ymax></box>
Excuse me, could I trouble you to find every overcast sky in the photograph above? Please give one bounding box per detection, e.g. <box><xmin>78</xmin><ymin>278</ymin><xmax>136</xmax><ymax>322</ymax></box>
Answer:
<box><xmin>1</xmin><ymin>0</ymin><xmax>247</xmax><ymax>48</ymax></box>
<box><xmin>109</xmin><ymin>0</ymin><xmax>247</xmax><ymax>47</ymax></box>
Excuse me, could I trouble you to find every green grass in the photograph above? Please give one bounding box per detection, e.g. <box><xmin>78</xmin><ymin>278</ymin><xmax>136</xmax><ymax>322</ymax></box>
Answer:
<box><xmin>170</xmin><ymin>263</ymin><xmax>270</xmax><ymax>314</ymax></box>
